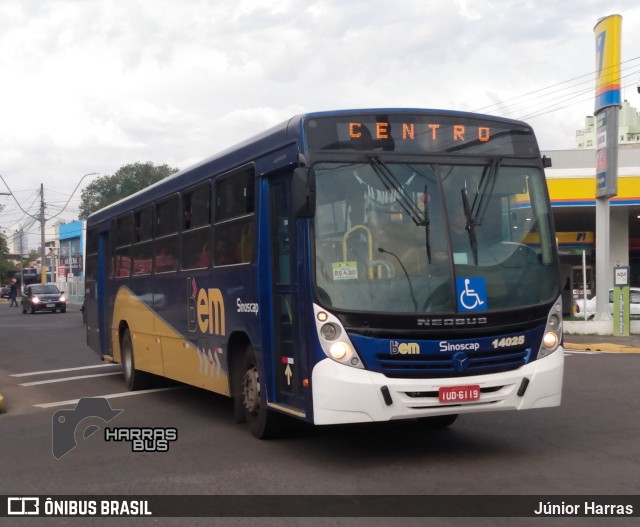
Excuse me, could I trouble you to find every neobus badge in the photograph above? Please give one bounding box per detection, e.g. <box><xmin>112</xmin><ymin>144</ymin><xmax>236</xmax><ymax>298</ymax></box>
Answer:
<box><xmin>187</xmin><ymin>278</ymin><xmax>225</xmax><ymax>335</ymax></box>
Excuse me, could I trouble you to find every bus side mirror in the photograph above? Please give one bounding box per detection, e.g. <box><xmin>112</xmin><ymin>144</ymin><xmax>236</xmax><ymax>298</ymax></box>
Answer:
<box><xmin>292</xmin><ymin>167</ymin><xmax>316</xmax><ymax>218</ymax></box>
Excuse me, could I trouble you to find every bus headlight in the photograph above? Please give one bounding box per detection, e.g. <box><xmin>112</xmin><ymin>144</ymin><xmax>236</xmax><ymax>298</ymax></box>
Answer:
<box><xmin>538</xmin><ymin>297</ymin><xmax>562</xmax><ymax>358</ymax></box>
<box><xmin>542</xmin><ymin>331</ymin><xmax>559</xmax><ymax>350</ymax></box>
<box><xmin>329</xmin><ymin>341</ymin><xmax>352</xmax><ymax>360</ymax></box>
<box><xmin>314</xmin><ymin>304</ymin><xmax>364</xmax><ymax>369</ymax></box>
<box><xmin>320</xmin><ymin>322</ymin><xmax>340</xmax><ymax>341</ymax></box>
<box><xmin>547</xmin><ymin>314</ymin><xmax>561</xmax><ymax>332</ymax></box>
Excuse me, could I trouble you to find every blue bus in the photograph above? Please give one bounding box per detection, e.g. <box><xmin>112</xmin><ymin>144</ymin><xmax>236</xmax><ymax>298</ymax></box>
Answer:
<box><xmin>85</xmin><ymin>109</ymin><xmax>564</xmax><ymax>438</ymax></box>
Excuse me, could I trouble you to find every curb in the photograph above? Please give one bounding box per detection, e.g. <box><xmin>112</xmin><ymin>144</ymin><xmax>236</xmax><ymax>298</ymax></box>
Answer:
<box><xmin>564</xmin><ymin>342</ymin><xmax>640</xmax><ymax>353</ymax></box>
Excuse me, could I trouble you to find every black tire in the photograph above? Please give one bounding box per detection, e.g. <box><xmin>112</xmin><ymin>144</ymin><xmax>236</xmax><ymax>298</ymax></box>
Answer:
<box><xmin>121</xmin><ymin>328</ymin><xmax>152</xmax><ymax>391</ymax></box>
<box><xmin>240</xmin><ymin>346</ymin><xmax>285</xmax><ymax>439</ymax></box>
<box><xmin>60</xmin><ymin>307</ymin><xmax>66</xmax><ymax>313</ymax></box>
<box><xmin>231</xmin><ymin>351</ymin><xmax>246</xmax><ymax>424</ymax></box>
<box><xmin>418</xmin><ymin>414</ymin><xmax>459</xmax><ymax>428</ymax></box>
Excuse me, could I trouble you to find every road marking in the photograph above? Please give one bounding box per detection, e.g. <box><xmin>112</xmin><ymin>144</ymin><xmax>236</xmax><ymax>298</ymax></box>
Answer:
<box><xmin>19</xmin><ymin>372</ymin><xmax>122</xmax><ymax>386</ymax></box>
<box><xmin>33</xmin><ymin>387</ymin><xmax>180</xmax><ymax>408</ymax></box>
<box><xmin>564</xmin><ymin>350</ymin><xmax>602</xmax><ymax>355</ymax></box>
<box><xmin>11</xmin><ymin>363</ymin><xmax>119</xmax><ymax>378</ymax></box>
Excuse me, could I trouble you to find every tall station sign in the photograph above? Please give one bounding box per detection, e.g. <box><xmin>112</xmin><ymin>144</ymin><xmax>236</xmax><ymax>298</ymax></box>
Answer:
<box><xmin>594</xmin><ymin>14</ymin><xmax>622</xmax><ymax>198</ymax></box>
<box><xmin>593</xmin><ymin>14</ymin><xmax>622</xmax><ymax>321</ymax></box>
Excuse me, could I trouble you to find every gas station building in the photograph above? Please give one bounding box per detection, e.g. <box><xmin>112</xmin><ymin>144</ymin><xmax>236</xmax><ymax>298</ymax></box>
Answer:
<box><xmin>542</xmin><ymin>101</ymin><xmax>640</xmax><ymax>295</ymax></box>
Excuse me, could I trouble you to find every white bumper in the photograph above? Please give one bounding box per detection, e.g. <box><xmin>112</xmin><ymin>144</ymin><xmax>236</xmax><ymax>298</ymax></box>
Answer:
<box><xmin>311</xmin><ymin>348</ymin><xmax>564</xmax><ymax>425</ymax></box>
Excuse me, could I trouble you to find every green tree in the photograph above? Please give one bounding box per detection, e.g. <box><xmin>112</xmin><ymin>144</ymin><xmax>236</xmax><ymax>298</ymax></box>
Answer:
<box><xmin>0</xmin><ymin>203</ymin><xmax>14</xmax><ymax>282</ymax></box>
<box><xmin>0</xmin><ymin>229</ymin><xmax>15</xmax><ymax>283</ymax></box>
<box><xmin>78</xmin><ymin>162</ymin><xmax>179</xmax><ymax>219</ymax></box>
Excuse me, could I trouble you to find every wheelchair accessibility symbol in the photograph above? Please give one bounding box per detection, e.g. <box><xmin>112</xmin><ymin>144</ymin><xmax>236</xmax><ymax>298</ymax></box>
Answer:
<box><xmin>456</xmin><ymin>277</ymin><xmax>488</xmax><ymax>312</ymax></box>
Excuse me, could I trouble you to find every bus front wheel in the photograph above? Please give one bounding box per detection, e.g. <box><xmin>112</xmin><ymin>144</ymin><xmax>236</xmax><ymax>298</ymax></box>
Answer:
<box><xmin>240</xmin><ymin>346</ymin><xmax>284</xmax><ymax>439</ymax></box>
<box><xmin>121</xmin><ymin>328</ymin><xmax>151</xmax><ymax>391</ymax></box>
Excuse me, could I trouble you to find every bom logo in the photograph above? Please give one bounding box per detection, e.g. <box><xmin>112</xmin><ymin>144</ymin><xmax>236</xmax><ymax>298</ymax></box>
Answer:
<box><xmin>187</xmin><ymin>278</ymin><xmax>225</xmax><ymax>335</ymax></box>
<box><xmin>390</xmin><ymin>341</ymin><xmax>421</xmax><ymax>355</ymax></box>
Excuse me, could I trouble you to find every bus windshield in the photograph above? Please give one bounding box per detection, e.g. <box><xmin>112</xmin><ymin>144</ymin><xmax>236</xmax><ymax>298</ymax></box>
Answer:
<box><xmin>314</xmin><ymin>160</ymin><xmax>558</xmax><ymax>314</ymax></box>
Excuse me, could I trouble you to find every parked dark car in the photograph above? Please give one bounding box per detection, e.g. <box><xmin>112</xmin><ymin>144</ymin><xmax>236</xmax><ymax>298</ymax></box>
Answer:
<box><xmin>0</xmin><ymin>285</ymin><xmax>10</xmax><ymax>299</ymax></box>
<box><xmin>21</xmin><ymin>284</ymin><xmax>67</xmax><ymax>314</ymax></box>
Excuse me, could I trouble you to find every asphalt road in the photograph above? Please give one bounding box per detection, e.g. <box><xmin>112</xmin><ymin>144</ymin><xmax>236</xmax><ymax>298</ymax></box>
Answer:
<box><xmin>0</xmin><ymin>302</ymin><xmax>638</xmax><ymax>526</ymax></box>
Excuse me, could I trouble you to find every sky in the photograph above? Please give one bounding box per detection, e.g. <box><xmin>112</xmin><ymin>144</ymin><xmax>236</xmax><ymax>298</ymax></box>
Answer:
<box><xmin>1</xmin><ymin>0</ymin><xmax>640</xmax><ymax>248</ymax></box>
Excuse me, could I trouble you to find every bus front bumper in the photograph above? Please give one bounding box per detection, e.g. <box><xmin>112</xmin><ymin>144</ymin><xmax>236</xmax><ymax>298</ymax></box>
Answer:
<box><xmin>311</xmin><ymin>348</ymin><xmax>564</xmax><ymax>425</ymax></box>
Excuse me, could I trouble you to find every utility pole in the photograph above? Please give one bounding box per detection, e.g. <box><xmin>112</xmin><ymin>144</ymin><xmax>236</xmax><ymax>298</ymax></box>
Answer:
<box><xmin>18</xmin><ymin>229</ymin><xmax>24</xmax><ymax>291</ymax></box>
<box><xmin>40</xmin><ymin>183</ymin><xmax>47</xmax><ymax>284</ymax></box>
<box><xmin>2</xmin><ymin>172</ymin><xmax>98</xmax><ymax>285</ymax></box>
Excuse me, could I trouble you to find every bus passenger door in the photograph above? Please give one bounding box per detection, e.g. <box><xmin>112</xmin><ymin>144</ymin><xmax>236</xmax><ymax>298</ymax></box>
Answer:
<box><xmin>268</xmin><ymin>176</ymin><xmax>306</xmax><ymax>413</ymax></box>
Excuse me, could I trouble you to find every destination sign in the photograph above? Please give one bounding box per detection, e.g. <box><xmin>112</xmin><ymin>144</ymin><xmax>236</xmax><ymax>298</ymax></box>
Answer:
<box><xmin>304</xmin><ymin>113</ymin><xmax>537</xmax><ymax>157</ymax></box>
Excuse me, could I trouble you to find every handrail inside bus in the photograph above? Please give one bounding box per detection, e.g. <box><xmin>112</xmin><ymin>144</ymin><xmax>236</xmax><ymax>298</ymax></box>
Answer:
<box><xmin>342</xmin><ymin>225</ymin><xmax>374</xmax><ymax>279</ymax></box>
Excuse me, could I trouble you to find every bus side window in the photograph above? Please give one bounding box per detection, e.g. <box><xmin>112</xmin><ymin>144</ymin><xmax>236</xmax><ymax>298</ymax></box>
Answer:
<box><xmin>214</xmin><ymin>235</ymin><xmax>236</xmax><ymax>266</ymax></box>
<box><xmin>155</xmin><ymin>195</ymin><xmax>180</xmax><ymax>273</ymax></box>
<box><xmin>155</xmin><ymin>244</ymin><xmax>178</xmax><ymax>273</ymax></box>
<box><xmin>240</xmin><ymin>222</ymin><xmax>254</xmax><ymax>262</ymax></box>
<box><xmin>181</xmin><ymin>183</ymin><xmax>212</xmax><ymax>270</ymax></box>
<box><xmin>115</xmin><ymin>213</ymin><xmax>133</xmax><ymax>278</ymax></box>
<box><xmin>213</xmin><ymin>167</ymin><xmax>255</xmax><ymax>267</ymax></box>
<box><xmin>133</xmin><ymin>207</ymin><xmax>153</xmax><ymax>275</ymax></box>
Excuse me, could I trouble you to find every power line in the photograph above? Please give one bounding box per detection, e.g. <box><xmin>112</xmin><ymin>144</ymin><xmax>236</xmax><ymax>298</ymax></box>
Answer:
<box><xmin>519</xmin><ymin>77</ymin><xmax>640</xmax><ymax>121</ymax></box>
<box><xmin>472</xmin><ymin>58</ymin><xmax>640</xmax><ymax>127</ymax></box>
<box><xmin>1</xmin><ymin>173</ymin><xmax>98</xmax><ymax>279</ymax></box>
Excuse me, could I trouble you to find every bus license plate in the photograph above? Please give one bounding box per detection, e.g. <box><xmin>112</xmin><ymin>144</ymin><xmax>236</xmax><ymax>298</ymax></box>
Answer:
<box><xmin>439</xmin><ymin>385</ymin><xmax>481</xmax><ymax>403</ymax></box>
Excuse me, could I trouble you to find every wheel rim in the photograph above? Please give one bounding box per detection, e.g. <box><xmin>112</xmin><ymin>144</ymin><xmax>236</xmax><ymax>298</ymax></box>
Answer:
<box><xmin>123</xmin><ymin>341</ymin><xmax>132</xmax><ymax>380</ymax></box>
<box><xmin>243</xmin><ymin>364</ymin><xmax>260</xmax><ymax>415</ymax></box>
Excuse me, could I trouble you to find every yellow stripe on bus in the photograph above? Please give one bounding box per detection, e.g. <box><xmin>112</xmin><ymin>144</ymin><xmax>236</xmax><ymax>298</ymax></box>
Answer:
<box><xmin>112</xmin><ymin>286</ymin><xmax>230</xmax><ymax>395</ymax></box>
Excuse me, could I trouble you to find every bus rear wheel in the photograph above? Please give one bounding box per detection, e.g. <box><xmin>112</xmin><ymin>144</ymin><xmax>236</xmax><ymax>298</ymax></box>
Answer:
<box><xmin>121</xmin><ymin>328</ymin><xmax>151</xmax><ymax>391</ymax></box>
<box><xmin>240</xmin><ymin>346</ymin><xmax>284</xmax><ymax>439</ymax></box>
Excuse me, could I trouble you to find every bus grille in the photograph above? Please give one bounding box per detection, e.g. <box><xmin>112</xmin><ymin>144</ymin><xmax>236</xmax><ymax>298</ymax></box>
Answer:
<box><xmin>375</xmin><ymin>348</ymin><xmax>530</xmax><ymax>378</ymax></box>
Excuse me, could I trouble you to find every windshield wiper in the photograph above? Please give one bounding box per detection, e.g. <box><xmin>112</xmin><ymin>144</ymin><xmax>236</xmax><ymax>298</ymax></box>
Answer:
<box><xmin>470</xmin><ymin>158</ymin><xmax>501</xmax><ymax>228</ymax></box>
<box><xmin>461</xmin><ymin>188</ymin><xmax>478</xmax><ymax>265</ymax></box>
<box><xmin>423</xmin><ymin>184</ymin><xmax>431</xmax><ymax>264</ymax></box>
<box><xmin>460</xmin><ymin>158</ymin><xmax>502</xmax><ymax>265</ymax></box>
<box><xmin>369</xmin><ymin>156</ymin><xmax>431</xmax><ymax>263</ymax></box>
<box><xmin>369</xmin><ymin>156</ymin><xmax>428</xmax><ymax>227</ymax></box>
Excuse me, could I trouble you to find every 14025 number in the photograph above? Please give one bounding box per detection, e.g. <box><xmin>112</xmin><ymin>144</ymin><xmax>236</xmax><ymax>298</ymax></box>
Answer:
<box><xmin>491</xmin><ymin>335</ymin><xmax>525</xmax><ymax>348</ymax></box>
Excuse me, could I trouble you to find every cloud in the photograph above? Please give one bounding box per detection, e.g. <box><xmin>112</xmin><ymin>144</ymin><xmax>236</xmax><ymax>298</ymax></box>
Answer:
<box><xmin>0</xmin><ymin>0</ymin><xmax>639</xmax><ymax>228</ymax></box>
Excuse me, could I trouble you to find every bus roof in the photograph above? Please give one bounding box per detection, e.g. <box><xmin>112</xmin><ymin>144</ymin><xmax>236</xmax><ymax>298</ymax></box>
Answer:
<box><xmin>87</xmin><ymin>108</ymin><xmax>531</xmax><ymax>224</ymax></box>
